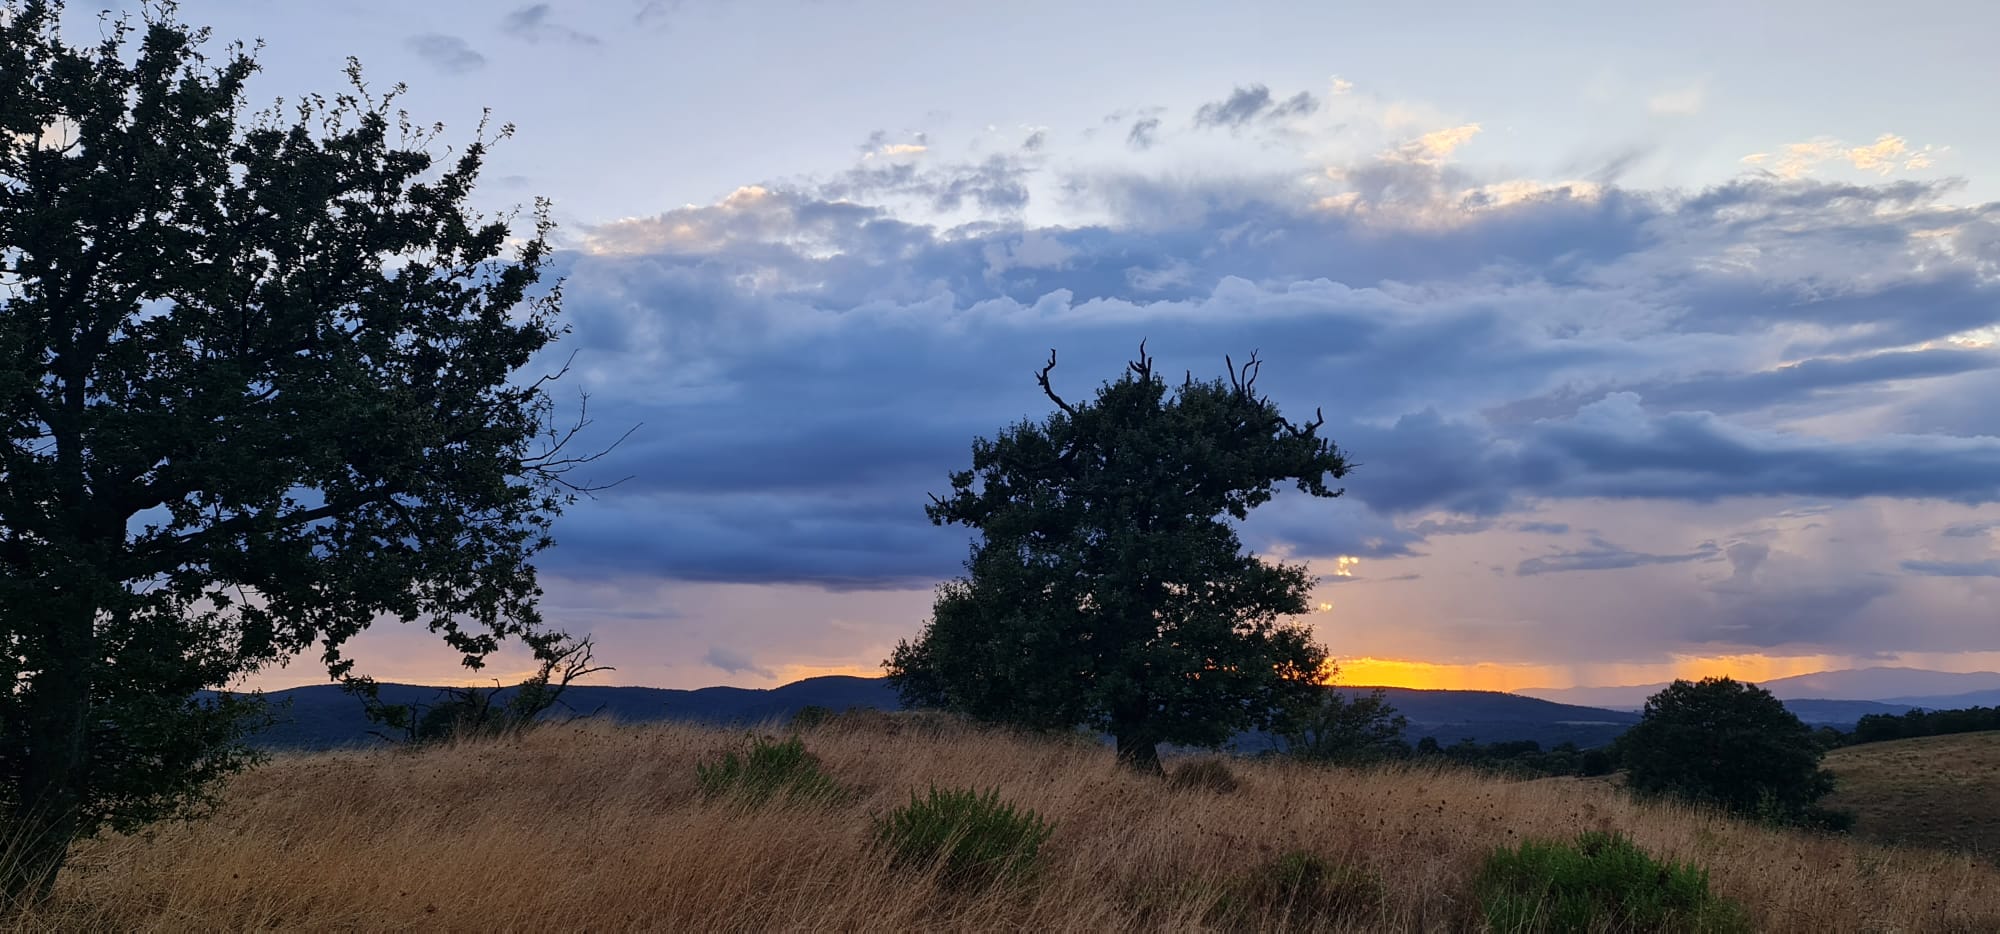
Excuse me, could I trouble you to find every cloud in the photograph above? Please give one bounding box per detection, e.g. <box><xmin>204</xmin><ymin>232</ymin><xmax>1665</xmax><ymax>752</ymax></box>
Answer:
<box><xmin>1742</xmin><ymin>133</ymin><xmax>1939</xmax><ymax>179</ymax></box>
<box><xmin>1647</xmin><ymin>84</ymin><xmax>1704</xmax><ymax>116</ymax></box>
<box><xmin>1193</xmin><ymin>84</ymin><xmax>1319</xmax><ymax>130</ymax></box>
<box><xmin>1901</xmin><ymin>559</ymin><xmax>2000</xmax><ymax>577</ymax></box>
<box><xmin>1516</xmin><ymin>537</ymin><xmax>1722</xmax><ymax>576</ymax></box>
<box><xmin>1942</xmin><ymin>520</ymin><xmax>2000</xmax><ymax>538</ymax></box>
<box><xmin>503</xmin><ymin>4</ymin><xmax>603</xmax><ymax>45</ymax></box>
<box><xmin>703</xmin><ymin>646</ymin><xmax>774</xmax><ymax>678</ymax></box>
<box><xmin>1126</xmin><ymin>117</ymin><xmax>1160</xmax><ymax>150</ymax></box>
<box><xmin>407</xmin><ymin>34</ymin><xmax>486</xmax><ymax>73</ymax></box>
<box><xmin>503</xmin><ymin>103</ymin><xmax>2000</xmax><ymax>684</ymax></box>
<box><xmin>1396</xmin><ymin>124</ymin><xmax>1482</xmax><ymax>164</ymax></box>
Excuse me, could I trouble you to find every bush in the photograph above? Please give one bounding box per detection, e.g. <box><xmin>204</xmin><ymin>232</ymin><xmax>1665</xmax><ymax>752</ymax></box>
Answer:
<box><xmin>1167</xmin><ymin>758</ymin><xmax>1239</xmax><ymax>793</ymax></box>
<box><xmin>1214</xmin><ymin>850</ymin><xmax>1383</xmax><ymax>927</ymax></box>
<box><xmin>1278</xmin><ymin>688</ymin><xmax>1411</xmax><ymax>764</ymax></box>
<box><xmin>1476</xmin><ymin>831</ymin><xmax>1749</xmax><ymax>933</ymax></box>
<box><xmin>696</xmin><ymin>735</ymin><xmax>844</xmax><ymax>807</ymax></box>
<box><xmin>789</xmin><ymin>705</ymin><xmax>837</xmax><ymax>730</ymax></box>
<box><xmin>1618</xmin><ymin>677</ymin><xmax>1836</xmax><ymax>824</ymax></box>
<box><xmin>874</xmin><ymin>786</ymin><xmax>1054</xmax><ymax>888</ymax></box>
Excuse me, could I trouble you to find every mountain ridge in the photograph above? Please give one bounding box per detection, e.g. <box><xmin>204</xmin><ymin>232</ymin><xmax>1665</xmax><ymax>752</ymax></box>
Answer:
<box><xmin>1519</xmin><ymin>667</ymin><xmax>2000</xmax><ymax>710</ymax></box>
<box><xmin>219</xmin><ymin>675</ymin><xmax>1928</xmax><ymax>751</ymax></box>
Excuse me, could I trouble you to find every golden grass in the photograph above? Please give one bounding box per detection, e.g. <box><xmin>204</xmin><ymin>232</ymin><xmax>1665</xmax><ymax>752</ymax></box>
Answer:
<box><xmin>1824</xmin><ymin>731</ymin><xmax>2000</xmax><ymax>861</ymax></box>
<box><xmin>22</xmin><ymin>716</ymin><xmax>2000</xmax><ymax>932</ymax></box>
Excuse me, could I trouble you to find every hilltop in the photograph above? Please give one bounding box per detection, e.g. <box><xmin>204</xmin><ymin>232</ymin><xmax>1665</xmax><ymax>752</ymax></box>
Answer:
<box><xmin>1522</xmin><ymin>667</ymin><xmax>2000</xmax><ymax>711</ymax></box>
<box><xmin>241</xmin><ymin>678</ymin><xmax>1644</xmax><ymax>750</ymax></box>
<box><xmin>1823</xmin><ymin>731</ymin><xmax>2000</xmax><ymax>859</ymax></box>
<box><xmin>31</xmin><ymin>717</ymin><xmax>2000</xmax><ymax>931</ymax></box>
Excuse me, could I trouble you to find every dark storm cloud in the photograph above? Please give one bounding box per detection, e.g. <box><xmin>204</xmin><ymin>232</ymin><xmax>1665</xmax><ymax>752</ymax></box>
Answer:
<box><xmin>1516</xmin><ymin>537</ymin><xmax>1722</xmax><ymax>576</ymax></box>
<box><xmin>546</xmin><ymin>144</ymin><xmax>2000</xmax><ymax>598</ymax></box>
<box><xmin>1901</xmin><ymin>559</ymin><xmax>2000</xmax><ymax>577</ymax></box>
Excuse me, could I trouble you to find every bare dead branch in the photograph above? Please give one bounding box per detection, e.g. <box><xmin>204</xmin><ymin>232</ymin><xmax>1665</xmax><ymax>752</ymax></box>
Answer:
<box><xmin>1127</xmin><ymin>338</ymin><xmax>1153</xmax><ymax>382</ymax></box>
<box><xmin>1037</xmin><ymin>349</ymin><xmax>1078</xmax><ymax>416</ymax></box>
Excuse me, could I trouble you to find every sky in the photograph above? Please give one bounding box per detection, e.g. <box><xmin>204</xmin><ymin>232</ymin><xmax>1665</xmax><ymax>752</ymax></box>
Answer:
<box><xmin>91</xmin><ymin>1</ymin><xmax>2000</xmax><ymax>692</ymax></box>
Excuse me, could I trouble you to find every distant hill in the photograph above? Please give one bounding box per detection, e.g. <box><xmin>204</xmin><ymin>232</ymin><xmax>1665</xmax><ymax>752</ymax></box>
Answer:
<box><xmin>1882</xmin><ymin>689</ymin><xmax>2000</xmax><ymax>709</ymax></box>
<box><xmin>1334</xmin><ymin>687</ymin><xmax>1639</xmax><ymax>748</ymax></box>
<box><xmin>1521</xmin><ymin>667</ymin><xmax>2000</xmax><ymax>710</ymax></box>
<box><xmin>1823</xmin><ymin>731</ymin><xmax>2000</xmax><ymax>859</ymax></box>
<box><xmin>243</xmin><ymin>676</ymin><xmax>902</xmax><ymax>749</ymax></box>
<box><xmin>1781</xmin><ymin>699</ymin><xmax>1915</xmax><ymax>725</ymax></box>
<box><xmin>239</xmin><ymin>678</ymin><xmax>1643</xmax><ymax>751</ymax></box>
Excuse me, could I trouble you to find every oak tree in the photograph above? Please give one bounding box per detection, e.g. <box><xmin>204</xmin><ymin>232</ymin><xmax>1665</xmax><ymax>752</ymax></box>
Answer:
<box><xmin>887</xmin><ymin>345</ymin><xmax>1349</xmax><ymax>773</ymax></box>
<box><xmin>0</xmin><ymin>2</ymin><xmax>600</xmax><ymax>901</ymax></box>
<box><xmin>1619</xmin><ymin>677</ymin><xmax>1838</xmax><ymax>822</ymax></box>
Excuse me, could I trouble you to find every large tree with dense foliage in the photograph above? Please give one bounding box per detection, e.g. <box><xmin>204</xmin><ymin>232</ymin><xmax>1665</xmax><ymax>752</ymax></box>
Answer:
<box><xmin>1618</xmin><ymin>677</ymin><xmax>1838</xmax><ymax>822</ymax></box>
<box><xmin>886</xmin><ymin>345</ymin><xmax>1349</xmax><ymax>773</ymax></box>
<box><xmin>0</xmin><ymin>1</ymin><xmax>597</xmax><ymax>902</ymax></box>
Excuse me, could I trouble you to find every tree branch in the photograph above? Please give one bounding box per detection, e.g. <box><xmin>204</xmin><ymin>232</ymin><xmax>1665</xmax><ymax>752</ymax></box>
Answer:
<box><xmin>1037</xmin><ymin>349</ymin><xmax>1077</xmax><ymax>417</ymax></box>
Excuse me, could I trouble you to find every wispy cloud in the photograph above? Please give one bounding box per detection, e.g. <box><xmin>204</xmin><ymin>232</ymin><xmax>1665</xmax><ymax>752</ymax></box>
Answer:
<box><xmin>503</xmin><ymin>4</ymin><xmax>603</xmax><ymax>45</ymax></box>
<box><xmin>1193</xmin><ymin>84</ymin><xmax>1319</xmax><ymax>130</ymax></box>
<box><xmin>407</xmin><ymin>33</ymin><xmax>486</xmax><ymax>73</ymax></box>
<box><xmin>1742</xmin><ymin>133</ymin><xmax>1940</xmax><ymax>179</ymax></box>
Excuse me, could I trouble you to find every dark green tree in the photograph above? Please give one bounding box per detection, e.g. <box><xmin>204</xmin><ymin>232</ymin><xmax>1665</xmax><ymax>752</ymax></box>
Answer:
<box><xmin>1278</xmin><ymin>686</ymin><xmax>1410</xmax><ymax>765</ymax></box>
<box><xmin>0</xmin><ymin>2</ymin><xmax>602</xmax><ymax>902</ymax></box>
<box><xmin>886</xmin><ymin>345</ymin><xmax>1349</xmax><ymax>773</ymax></box>
<box><xmin>1618</xmin><ymin>677</ymin><xmax>1837</xmax><ymax>822</ymax></box>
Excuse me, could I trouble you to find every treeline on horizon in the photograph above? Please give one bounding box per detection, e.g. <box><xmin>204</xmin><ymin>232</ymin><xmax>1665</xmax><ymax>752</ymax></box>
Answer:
<box><xmin>1278</xmin><ymin>694</ymin><xmax>2000</xmax><ymax>782</ymax></box>
<box><xmin>1845</xmin><ymin>706</ymin><xmax>2000</xmax><ymax>746</ymax></box>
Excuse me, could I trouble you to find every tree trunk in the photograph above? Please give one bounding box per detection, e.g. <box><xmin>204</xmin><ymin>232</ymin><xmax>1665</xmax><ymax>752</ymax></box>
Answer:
<box><xmin>1115</xmin><ymin>731</ymin><xmax>1163</xmax><ymax>777</ymax></box>
<box><xmin>3</xmin><ymin>594</ymin><xmax>95</xmax><ymax>909</ymax></box>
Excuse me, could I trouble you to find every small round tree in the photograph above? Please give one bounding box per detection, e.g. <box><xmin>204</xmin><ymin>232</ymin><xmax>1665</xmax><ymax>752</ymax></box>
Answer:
<box><xmin>1618</xmin><ymin>677</ymin><xmax>1836</xmax><ymax>822</ymax></box>
<box><xmin>887</xmin><ymin>345</ymin><xmax>1347</xmax><ymax>774</ymax></box>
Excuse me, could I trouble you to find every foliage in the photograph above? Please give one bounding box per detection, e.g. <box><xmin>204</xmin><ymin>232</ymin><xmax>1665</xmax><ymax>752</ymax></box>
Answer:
<box><xmin>1475</xmin><ymin>831</ymin><xmax>1750</xmax><ymax>933</ymax></box>
<box><xmin>874</xmin><ymin>786</ymin><xmax>1054</xmax><ymax>889</ymax></box>
<box><xmin>1278</xmin><ymin>687</ymin><xmax>1410</xmax><ymax>765</ymax></box>
<box><xmin>1618</xmin><ymin>678</ymin><xmax>1838</xmax><ymax>823</ymax></box>
<box><xmin>696</xmin><ymin>735</ymin><xmax>845</xmax><ymax>808</ymax></box>
<box><xmin>358</xmin><ymin>638</ymin><xmax>609</xmax><ymax>744</ymax></box>
<box><xmin>789</xmin><ymin>705</ymin><xmax>838</xmax><ymax>730</ymax></box>
<box><xmin>0</xmin><ymin>1</ymin><xmax>603</xmax><ymax>901</ymax></box>
<box><xmin>1412</xmin><ymin>738</ymin><xmax>1617</xmax><ymax>779</ymax></box>
<box><xmin>1212</xmin><ymin>850</ymin><xmax>1383</xmax><ymax>927</ymax></box>
<box><xmin>1166</xmin><ymin>758</ymin><xmax>1239</xmax><ymax>793</ymax></box>
<box><xmin>1850</xmin><ymin>706</ymin><xmax>2000</xmax><ymax>746</ymax></box>
<box><xmin>885</xmin><ymin>346</ymin><xmax>1348</xmax><ymax>773</ymax></box>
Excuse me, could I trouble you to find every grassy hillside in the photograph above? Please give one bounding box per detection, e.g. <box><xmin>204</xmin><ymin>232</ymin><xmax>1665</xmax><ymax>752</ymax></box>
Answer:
<box><xmin>1824</xmin><ymin>731</ymin><xmax>2000</xmax><ymax>859</ymax></box>
<box><xmin>25</xmin><ymin>718</ymin><xmax>2000</xmax><ymax>932</ymax></box>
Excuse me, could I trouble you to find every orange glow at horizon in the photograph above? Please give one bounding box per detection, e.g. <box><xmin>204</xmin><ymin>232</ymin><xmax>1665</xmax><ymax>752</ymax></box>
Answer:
<box><xmin>1330</xmin><ymin>653</ymin><xmax>1887</xmax><ymax>692</ymax></box>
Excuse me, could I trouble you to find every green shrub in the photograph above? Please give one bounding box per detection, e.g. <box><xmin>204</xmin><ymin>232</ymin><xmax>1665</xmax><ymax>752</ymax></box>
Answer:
<box><xmin>1213</xmin><ymin>850</ymin><xmax>1383</xmax><ymax>927</ymax></box>
<box><xmin>874</xmin><ymin>786</ymin><xmax>1054</xmax><ymax>888</ymax></box>
<box><xmin>1167</xmin><ymin>758</ymin><xmax>1239</xmax><ymax>793</ymax></box>
<box><xmin>1476</xmin><ymin>831</ymin><xmax>1749</xmax><ymax>933</ymax></box>
<box><xmin>696</xmin><ymin>735</ymin><xmax>844</xmax><ymax>807</ymax></box>
<box><xmin>789</xmin><ymin>704</ymin><xmax>837</xmax><ymax>730</ymax></box>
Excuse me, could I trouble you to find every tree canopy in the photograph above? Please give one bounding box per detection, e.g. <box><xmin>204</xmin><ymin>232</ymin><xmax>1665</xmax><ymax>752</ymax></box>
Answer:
<box><xmin>1618</xmin><ymin>677</ymin><xmax>1838</xmax><ymax>823</ymax></box>
<box><xmin>0</xmin><ymin>1</ymin><xmax>595</xmax><ymax>901</ymax></box>
<box><xmin>885</xmin><ymin>345</ymin><xmax>1349</xmax><ymax>773</ymax></box>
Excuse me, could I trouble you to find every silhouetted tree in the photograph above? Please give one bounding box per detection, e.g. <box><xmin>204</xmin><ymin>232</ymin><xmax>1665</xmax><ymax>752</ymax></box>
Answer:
<box><xmin>357</xmin><ymin>637</ymin><xmax>611</xmax><ymax>743</ymax></box>
<box><xmin>0</xmin><ymin>2</ymin><xmax>606</xmax><ymax>903</ymax></box>
<box><xmin>1618</xmin><ymin>677</ymin><xmax>1837</xmax><ymax>823</ymax></box>
<box><xmin>886</xmin><ymin>345</ymin><xmax>1348</xmax><ymax>773</ymax></box>
<box><xmin>1279</xmin><ymin>687</ymin><xmax>1410</xmax><ymax>764</ymax></box>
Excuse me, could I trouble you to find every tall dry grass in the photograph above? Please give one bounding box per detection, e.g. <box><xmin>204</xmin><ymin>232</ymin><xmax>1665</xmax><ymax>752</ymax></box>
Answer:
<box><xmin>21</xmin><ymin>715</ymin><xmax>2000</xmax><ymax>932</ymax></box>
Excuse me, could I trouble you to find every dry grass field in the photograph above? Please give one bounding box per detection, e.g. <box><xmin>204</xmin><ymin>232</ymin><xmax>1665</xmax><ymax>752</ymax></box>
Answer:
<box><xmin>20</xmin><ymin>716</ymin><xmax>2000</xmax><ymax>932</ymax></box>
<box><xmin>1823</xmin><ymin>731</ymin><xmax>2000</xmax><ymax>861</ymax></box>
